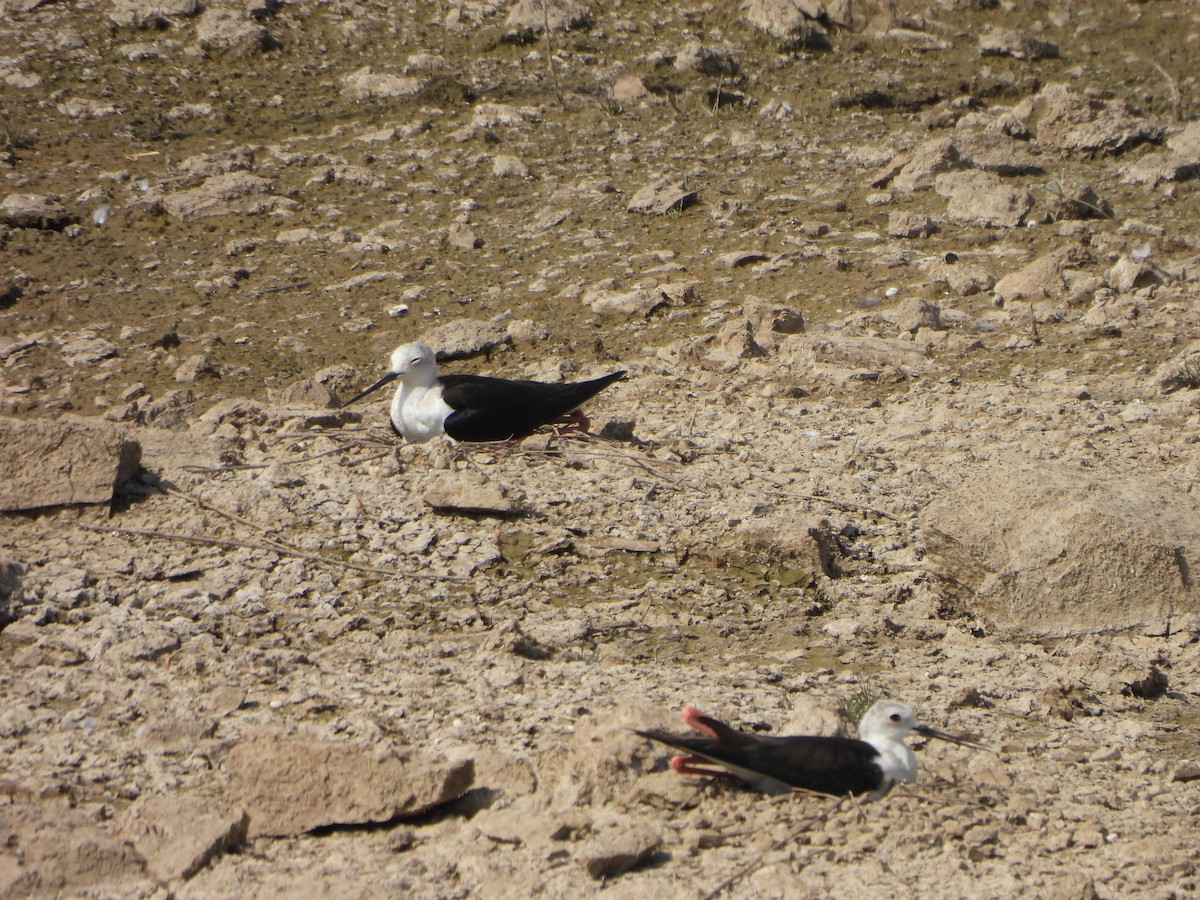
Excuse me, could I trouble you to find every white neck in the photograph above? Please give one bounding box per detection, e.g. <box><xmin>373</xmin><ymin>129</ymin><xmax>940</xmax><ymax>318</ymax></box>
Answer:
<box><xmin>867</xmin><ymin>736</ymin><xmax>918</xmax><ymax>788</ymax></box>
<box><xmin>390</xmin><ymin>377</ymin><xmax>453</xmax><ymax>443</ymax></box>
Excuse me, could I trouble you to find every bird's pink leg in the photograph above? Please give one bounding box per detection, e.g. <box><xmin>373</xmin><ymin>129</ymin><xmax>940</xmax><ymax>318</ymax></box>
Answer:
<box><xmin>670</xmin><ymin>755</ymin><xmax>736</xmax><ymax>780</ymax></box>
<box><xmin>548</xmin><ymin>410</ymin><xmax>591</xmax><ymax>434</ymax></box>
<box><xmin>681</xmin><ymin>705</ymin><xmax>720</xmax><ymax>738</ymax></box>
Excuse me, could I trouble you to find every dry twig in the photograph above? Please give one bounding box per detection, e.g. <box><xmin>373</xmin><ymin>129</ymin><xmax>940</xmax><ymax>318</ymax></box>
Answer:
<box><xmin>80</xmin><ymin>524</ymin><xmax>468</xmax><ymax>582</ymax></box>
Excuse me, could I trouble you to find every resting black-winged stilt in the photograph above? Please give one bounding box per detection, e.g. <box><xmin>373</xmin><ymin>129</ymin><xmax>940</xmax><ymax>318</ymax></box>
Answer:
<box><xmin>637</xmin><ymin>700</ymin><xmax>985</xmax><ymax>800</ymax></box>
<box><xmin>342</xmin><ymin>342</ymin><xmax>626</xmax><ymax>443</ymax></box>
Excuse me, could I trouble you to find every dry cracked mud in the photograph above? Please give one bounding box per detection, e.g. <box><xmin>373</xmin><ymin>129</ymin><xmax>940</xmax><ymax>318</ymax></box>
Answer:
<box><xmin>2</xmin><ymin>0</ymin><xmax>1200</xmax><ymax>897</ymax></box>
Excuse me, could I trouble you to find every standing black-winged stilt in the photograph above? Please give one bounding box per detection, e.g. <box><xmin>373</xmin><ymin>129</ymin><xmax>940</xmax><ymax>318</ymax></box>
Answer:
<box><xmin>637</xmin><ymin>700</ymin><xmax>985</xmax><ymax>800</ymax></box>
<box><xmin>342</xmin><ymin>342</ymin><xmax>626</xmax><ymax>443</ymax></box>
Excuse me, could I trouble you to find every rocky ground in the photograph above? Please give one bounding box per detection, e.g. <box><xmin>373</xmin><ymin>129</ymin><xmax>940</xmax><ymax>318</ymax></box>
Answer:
<box><xmin>3</xmin><ymin>0</ymin><xmax>1200</xmax><ymax>897</ymax></box>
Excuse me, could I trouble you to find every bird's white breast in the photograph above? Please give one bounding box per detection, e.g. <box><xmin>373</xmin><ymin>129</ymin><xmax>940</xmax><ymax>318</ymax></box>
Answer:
<box><xmin>870</xmin><ymin>739</ymin><xmax>919</xmax><ymax>791</ymax></box>
<box><xmin>391</xmin><ymin>383</ymin><xmax>454</xmax><ymax>443</ymax></box>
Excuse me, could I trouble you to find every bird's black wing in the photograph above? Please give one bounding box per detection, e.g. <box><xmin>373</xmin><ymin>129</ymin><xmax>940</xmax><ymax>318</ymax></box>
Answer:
<box><xmin>439</xmin><ymin>371</ymin><xmax>625</xmax><ymax>442</ymax></box>
<box><xmin>636</xmin><ymin>730</ymin><xmax>885</xmax><ymax>797</ymax></box>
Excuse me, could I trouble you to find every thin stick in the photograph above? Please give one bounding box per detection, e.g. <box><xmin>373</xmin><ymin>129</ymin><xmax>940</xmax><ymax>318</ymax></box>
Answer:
<box><xmin>700</xmin><ymin>798</ymin><xmax>839</xmax><ymax>900</ymax></box>
<box><xmin>253</xmin><ymin>281</ymin><xmax>312</xmax><ymax>297</ymax></box>
<box><xmin>182</xmin><ymin>449</ymin><xmax>390</xmax><ymax>474</ymax></box>
<box><xmin>541</xmin><ymin>0</ymin><xmax>566</xmax><ymax>110</ymax></box>
<box><xmin>80</xmin><ymin>525</ymin><xmax>468</xmax><ymax>582</ymax></box>
<box><xmin>165</xmin><ymin>485</ymin><xmax>270</xmax><ymax>534</ymax></box>
<box><xmin>1149</xmin><ymin>60</ymin><xmax>1183</xmax><ymax>122</ymax></box>
<box><xmin>742</xmin><ymin>463</ymin><xmax>901</xmax><ymax>521</ymax></box>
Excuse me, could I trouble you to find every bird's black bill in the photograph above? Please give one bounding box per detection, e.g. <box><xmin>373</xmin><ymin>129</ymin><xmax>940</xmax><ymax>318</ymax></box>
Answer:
<box><xmin>342</xmin><ymin>371</ymin><xmax>398</xmax><ymax>408</ymax></box>
<box><xmin>914</xmin><ymin>724</ymin><xmax>988</xmax><ymax>751</ymax></box>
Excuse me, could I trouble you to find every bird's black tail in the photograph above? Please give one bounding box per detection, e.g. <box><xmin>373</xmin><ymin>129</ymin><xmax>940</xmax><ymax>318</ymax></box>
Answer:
<box><xmin>566</xmin><ymin>370</ymin><xmax>626</xmax><ymax>407</ymax></box>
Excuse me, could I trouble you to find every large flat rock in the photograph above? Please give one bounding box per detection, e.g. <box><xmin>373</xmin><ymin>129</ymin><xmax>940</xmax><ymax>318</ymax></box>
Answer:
<box><xmin>922</xmin><ymin>458</ymin><xmax>1200</xmax><ymax>633</ymax></box>
<box><xmin>222</xmin><ymin>729</ymin><xmax>475</xmax><ymax>837</ymax></box>
<box><xmin>0</xmin><ymin>417</ymin><xmax>141</xmax><ymax>511</ymax></box>
<box><xmin>0</xmin><ymin>784</ymin><xmax>149</xmax><ymax>897</ymax></box>
<box><xmin>116</xmin><ymin>792</ymin><xmax>248</xmax><ymax>883</ymax></box>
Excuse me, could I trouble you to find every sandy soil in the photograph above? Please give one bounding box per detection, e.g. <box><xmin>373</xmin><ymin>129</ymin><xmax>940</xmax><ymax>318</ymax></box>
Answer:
<box><xmin>2</xmin><ymin>0</ymin><xmax>1199</xmax><ymax>897</ymax></box>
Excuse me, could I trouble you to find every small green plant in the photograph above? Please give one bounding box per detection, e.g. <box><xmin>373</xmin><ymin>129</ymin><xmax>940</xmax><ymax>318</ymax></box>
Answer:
<box><xmin>1177</xmin><ymin>357</ymin><xmax>1200</xmax><ymax>390</ymax></box>
<box><xmin>1042</xmin><ymin>176</ymin><xmax>1112</xmax><ymax>221</ymax></box>
<box><xmin>839</xmin><ymin>682</ymin><xmax>887</xmax><ymax>729</ymax></box>
<box><xmin>1</xmin><ymin>128</ymin><xmax>35</xmax><ymax>151</ymax></box>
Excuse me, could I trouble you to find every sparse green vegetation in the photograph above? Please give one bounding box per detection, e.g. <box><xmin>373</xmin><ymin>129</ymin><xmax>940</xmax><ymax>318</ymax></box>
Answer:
<box><xmin>839</xmin><ymin>683</ymin><xmax>887</xmax><ymax>729</ymax></box>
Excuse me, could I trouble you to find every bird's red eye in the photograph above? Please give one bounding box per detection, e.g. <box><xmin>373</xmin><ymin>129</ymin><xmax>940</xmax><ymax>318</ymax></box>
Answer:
<box><xmin>889</xmin><ymin>713</ymin><xmax>901</xmax><ymax>722</ymax></box>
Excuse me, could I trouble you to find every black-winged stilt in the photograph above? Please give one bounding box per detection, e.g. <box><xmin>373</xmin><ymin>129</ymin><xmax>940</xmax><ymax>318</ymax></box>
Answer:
<box><xmin>637</xmin><ymin>700</ymin><xmax>985</xmax><ymax>800</ymax></box>
<box><xmin>343</xmin><ymin>342</ymin><xmax>625</xmax><ymax>443</ymax></box>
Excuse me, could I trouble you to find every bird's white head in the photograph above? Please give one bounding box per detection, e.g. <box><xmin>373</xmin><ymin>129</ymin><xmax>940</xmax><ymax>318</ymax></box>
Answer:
<box><xmin>341</xmin><ymin>342</ymin><xmax>441</xmax><ymax>410</ymax></box>
<box><xmin>389</xmin><ymin>342</ymin><xmax>438</xmax><ymax>381</ymax></box>
<box><xmin>859</xmin><ymin>700</ymin><xmax>920</xmax><ymax>744</ymax></box>
<box><xmin>859</xmin><ymin>699</ymin><xmax>986</xmax><ymax>750</ymax></box>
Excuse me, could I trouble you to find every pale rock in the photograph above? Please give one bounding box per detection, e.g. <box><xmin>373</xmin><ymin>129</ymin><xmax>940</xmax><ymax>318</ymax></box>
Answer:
<box><xmin>610</xmin><ymin>72</ymin><xmax>647</xmax><ymax>103</ymax></box>
<box><xmin>922</xmin><ymin>257</ymin><xmax>995</xmax><ymax>296</ymax></box>
<box><xmin>108</xmin><ymin>0</ymin><xmax>199</xmax><ymax>27</ymax></box>
<box><xmin>164</xmin><ymin>173</ymin><xmax>291</xmax><ymax>221</ymax></box>
<box><xmin>823</xmin><ymin>617</ymin><xmax>862</xmax><ymax>639</ymax></box>
<box><xmin>952</xmin><ymin>132</ymin><xmax>1045</xmax><ymax>176</ymax></box>
<box><xmin>935</xmin><ymin>171</ymin><xmax>1032</xmax><ymax>228</ymax></box>
<box><xmin>174</xmin><ymin>353</ymin><xmax>217</xmax><ymax>383</ymax></box>
<box><xmin>1122</xmin><ymin>120</ymin><xmax>1200</xmax><ymax>185</ymax></box>
<box><xmin>923</xmin><ymin>457</ymin><xmax>1200</xmax><ymax>632</ymax></box>
<box><xmin>657</xmin><ymin>281</ymin><xmax>701</xmax><ymax>306</ymax></box>
<box><xmin>276</xmin><ymin>227</ymin><xmax>320</xmax><ymax>244</ymax></box>
<box><xmin>979</xmin><ymin>28</ymin><xmax>1059</xmax><ymax>60</ymax></box>
<box><xmin>579</xmin><ymin>823</ymin><xmax>661</xmax><ymax>879</ymax></box>
<box><xmin>420</xmin><ymin>318</ymin><xmax>511</xmax><ymax>359</ymax></box>
<box><xmin>1032</xmin><ymin>83</ymin><xmax>1163</xmax><ymax>155</ymax></box>
<box><xmin>783</xmin><ymin>332</ymin><xmax>930</xmax><ymax>376</ymax></box>
<box><xmin>271</xmin><ymin>378</ymin><xmax>340</xmax><ymax>408</ymax></box>
<box><xmin>262</xmin><ymin>462</ymin><xmax>306</xmax><ymax>488</ymax></box>
<box><xmin>716</xmin><ymin>250</ymin><xmax>769</xmax><ymax>269</ymax></box>
<box><xmin>741</xmin><ymin>0</ymin><xmax>830</xmax><ymax>50</ymax></box>
<box><xmin>744</xmin><ymin>297</ymin><xmax>805</xmax><ymax>350</ymax></box>
<box><xmin>221</xmin><ymin>729</ymin><xmax>475</xmax><ymax>837</ymax></box>
<box><xmin>179</xmin><ymin>146</ymin><xmax>255</xmax><ymax>178</ymax></box>
<box><xmin>584</xmin><ymin>285</ymin><xmax>666</xmax><ymax>317</ymax></box>
<box><xmin>993</xmin><ymin>247</ymin><xmax>1089</xmax><ymax>301</ymax></box>
<box><xmin>116</xmin><ymin>792</ymin><xmax>248</xmax><ymax>882</ymax></box>
<box><xmin>505</xmin><ymin>0</ymin><xmax>591</xmax><ymax>33</ymax></box>
<box><xmin>890</xmin><ymin>298</ymin><xmax>941</xmax><ymax>333</ymax></box>
<box><xmin>447</xmin><ymin>221</ymin><xmax>481</xmax><ymax>250</ymax></box>
<box><xmin>892</xmin><ymin>138</ymin><xmax>963</xmax><ymax>192</ymax></box>
<box><xmin>716</xmin><ymin>319</ymin><xmax>767</xmax><ymax>360</ymax></box>
<box><xmin>142</xmin><ymin>388</ymin><xmax>196</xmax><ymax>429</ymax></box>
<box><xmin>887</xmin><ymin>211</ymin><xmax>938</xmax><ymax>238</ymax></box>
<box><xmin>60</xmin><ymin>334</ymin><xmax>118</xmax><ymax>366</ymax></box>
<box><xmin>0</xmin><ymin>193</ymin><xmax>72</xmax><ymax>229</ymax></box>
<box><xmin>424</xmin><ymin>471</ymin><xmax>517</xmax><ymax>516</ymax></box>
<box><xmin>505</xmin><ymin>319</ymin><xmax>551</xmax><ymax>343</ymax></box>
<box><xmin>198</xmin><ymin>397</ymin><xmax>266</xmax><ymax>427</ymax></box>
<box><xmin>0</xmin><ymin>789</ymin><xmax>148</xmax><ymax>894</ymax></box>
<box><xmin>626</xmin><ymin>178</ymin><xmax>697</xmax><ymax>215</ymax></box>
<box><xmin>195</xmin><ymin>7</ymin><xmax>268</xmax><ymax>55</ymax></box>
<box><xmin>1171</xmin><ymin>762</ymin><xmax>1200</xmax><ymax>783</ymax></box>
<box><xmin>1107</xmin><ymin>255</ymin><xmax>1167</xmax><ymax>293</ymax></box>
<box><xmin>340</xmin><ymin>66</ymin><xmax>424</xmax><ymax>100</ymax></box>
<box><xmin>674</xmin><ymin>41</ymin><xmax>740</xmax><ymax>76</ymax></box>
<box><xmin>0</xmin><ymin>551</ymin><xmax>26</xmax><ymax>627</ymax></box>
<box><xmin>0</xmin><ymin>417</ymin><xmax>141</xmax><ymax>510</ymax></box>
<box><xmin>491</xmin><ymin>155</ymin><xmax>528</xmax><ymax>178</ymax></box>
